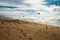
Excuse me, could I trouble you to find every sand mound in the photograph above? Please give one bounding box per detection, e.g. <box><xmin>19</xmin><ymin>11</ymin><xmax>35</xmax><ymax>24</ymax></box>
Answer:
<box><xmin>0</xmin><ymin>19</ymin><xmax>60</xmax><ymax>40</ymax></box>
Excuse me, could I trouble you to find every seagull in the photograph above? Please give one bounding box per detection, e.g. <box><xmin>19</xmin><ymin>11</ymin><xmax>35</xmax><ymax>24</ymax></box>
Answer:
<box><xmin>53</xmin><ymin>2</ymin><xmax>58</xmax><ymax>10</ymax></box>
<box><xmin>54</xmin><ymin>2</ymin><xmax>58</xmax><ymax>6</ymax></box>
<box><xmin>38</xmin><ymin>13</ymin><xmax>40</xmax><ymax>15</ymax></box>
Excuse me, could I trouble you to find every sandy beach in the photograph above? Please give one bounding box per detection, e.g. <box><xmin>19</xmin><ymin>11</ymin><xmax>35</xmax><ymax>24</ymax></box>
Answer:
<box><xmin>0</xmin><ymin>19</ymin><xmax>60</xmax><ymax>40</ymax></box>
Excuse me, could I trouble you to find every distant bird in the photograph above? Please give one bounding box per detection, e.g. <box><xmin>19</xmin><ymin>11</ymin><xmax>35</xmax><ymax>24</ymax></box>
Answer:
<box><xmin>38</xmin><ymin>13</ymin><xmax>40</xmax><ymax>15</ymax></box>
<box><xmin>53</xmin><ymin>2</ymin><xmax>58</xmax><ymax>11</ymax></box>
<box><xmin>54</xmin><ymin>1</ymin><xmax>58</xmax><ymax>6</ymax></box>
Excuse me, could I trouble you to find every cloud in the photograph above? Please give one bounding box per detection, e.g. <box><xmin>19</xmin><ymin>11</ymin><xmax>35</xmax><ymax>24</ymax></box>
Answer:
<box><xmin>23</xmin><ymin>0</ymin><xmax>45</xmax><ymax>4</ymax></box>
<box><xmin>0</xmin><ymin>0</ymin><xmax>60</xmax><ymax>21</ymax></box>
<box><xmin>0</xmin><ymin>0</ymin><xmax>60</xmax><ymax>26</ymax></box>
<box><xmin>0</xmin><ymin>0</ymin><xmax>23</xmax><ymax>4</ymax></box>
<box><xmin>44</xmin><ymin>0</ymin><xmax>60</xmax><ymax>6</ymax></box>
<box><xmin>0</xmin><ymin>5</ymin><xmax>17</xmax><ymax>9</ymax></box>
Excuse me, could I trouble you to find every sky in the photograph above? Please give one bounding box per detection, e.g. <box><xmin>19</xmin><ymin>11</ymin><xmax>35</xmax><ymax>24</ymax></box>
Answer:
<box><xmin>0</xmin><ymin>0</ymin><xmax>60</xmax><ymax>26</ymax></box>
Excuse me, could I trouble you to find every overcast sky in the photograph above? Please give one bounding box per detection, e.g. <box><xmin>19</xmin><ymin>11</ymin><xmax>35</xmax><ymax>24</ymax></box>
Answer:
<box><xmin>0</xmin><ymin>0</ymin><xmax>60</xmax><ymax>24</ymax></box>
<box><xmin>0</xmin><ymin>0</ymin><xmax>59</xmax><ymax>17</ymax></box>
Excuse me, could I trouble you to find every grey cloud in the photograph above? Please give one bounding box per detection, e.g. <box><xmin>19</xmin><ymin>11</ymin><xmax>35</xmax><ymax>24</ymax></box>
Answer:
<box><xmin>0</xmin><ymin>0</ymin><xmax>31</xmax><ymax>7</ymax></box>
<box><xmin>0</xmin><ymin>5</ymin><xmax>17</xmax><ymax>9</ymax></box>
<box><xmin>0</xmin><ymin>0</ymin><xmax>23</xmax><ymax>3</ymax></box>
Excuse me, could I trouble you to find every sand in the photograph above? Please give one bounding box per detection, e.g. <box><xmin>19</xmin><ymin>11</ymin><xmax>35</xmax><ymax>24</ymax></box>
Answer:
<box><xmin>0</xmin><ymin>19</ymin><xmax>60</xmax><ymax>40</ymax></box>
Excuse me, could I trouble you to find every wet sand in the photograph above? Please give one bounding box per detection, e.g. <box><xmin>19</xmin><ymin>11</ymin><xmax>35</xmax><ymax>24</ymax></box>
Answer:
<box><xmin>0</xmin><ymin>19</ymin><xmax>60</xmax><ymax>40</ymax></box>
